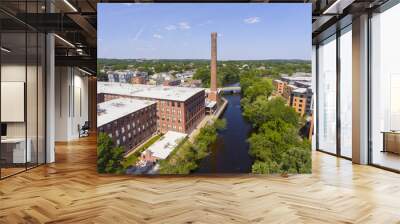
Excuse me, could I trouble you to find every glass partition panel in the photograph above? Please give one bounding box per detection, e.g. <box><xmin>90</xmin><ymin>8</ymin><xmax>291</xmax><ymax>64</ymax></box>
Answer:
<box><xmin>27</xmin><ymin>31</ymin><xmax>38</xmax><ymax>169</ymax></box>
<box><xmin>0</xmin><ymin>1</ymin><xmax>46</xmax><ymax>179</ymax></box>
<box><xmin>1</xmin><ymin>31</ymin><xmax>27</xmax><ymax>177</ymax></box>
<box><xmin>339</xmin><ymin>26</ymin><xmax>352</xmax><ymax>158</ymax></box>
<box><xmin>317</xmin><ymin>35</ymin><xmax>337</xmax><ymax>154</ymax></box>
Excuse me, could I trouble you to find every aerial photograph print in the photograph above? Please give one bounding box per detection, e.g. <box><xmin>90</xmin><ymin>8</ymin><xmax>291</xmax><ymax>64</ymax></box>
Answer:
<box><xmin>96</xmin><ymin>3</ymin><xmax>312</xmax><ymax>175</ymax></box>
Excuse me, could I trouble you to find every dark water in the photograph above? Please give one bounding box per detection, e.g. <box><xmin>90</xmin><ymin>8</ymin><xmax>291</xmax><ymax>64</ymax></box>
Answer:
<box><xmin>195</xmin><ymin>94</ymin><xmax>254</xmax><ymax>173</ymax></box>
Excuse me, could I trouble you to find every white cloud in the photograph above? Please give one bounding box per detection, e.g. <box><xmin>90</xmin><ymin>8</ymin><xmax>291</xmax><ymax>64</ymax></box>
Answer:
<box><xmin>165</xmin><ymin>25</ymin><xmax>177</xmax><ymax>31</ymax></box>
<box><xmin>133</xmin><ymin>27</ymin><xmax>144</xmax><ymax>41</ymax></box>
<box><xmin>178</xmin><ymin>22</ymin><xmax>191</xmax><ymax>30</ymax></box>
<box><xmin>153</xmin><ymin>34</ymin><xmax>163</xmax><ymax>39</ymax></box>
<box><xmin>244</xmin><ymin>17</ymin><xmax>261</xmax><ymax>24</ymax></box>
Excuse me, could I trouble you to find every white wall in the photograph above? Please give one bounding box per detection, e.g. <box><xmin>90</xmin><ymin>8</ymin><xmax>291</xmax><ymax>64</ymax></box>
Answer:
<box><xmin>55</xmin><ymin>67</ymin><xmax>89</xmax><ymax>141</ymax></box>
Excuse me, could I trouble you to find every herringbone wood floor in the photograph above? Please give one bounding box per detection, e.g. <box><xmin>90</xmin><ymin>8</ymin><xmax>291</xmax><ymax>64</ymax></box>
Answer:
<box><xmin>1</xmin><ymin>136</ymin><xmax>400</xmax><ymax>224</ymax></box>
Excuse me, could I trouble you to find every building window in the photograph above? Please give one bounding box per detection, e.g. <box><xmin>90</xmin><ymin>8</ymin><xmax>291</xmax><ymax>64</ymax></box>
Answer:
<box><xmin>340</xmin><ymin>25</ymin><xmax>352</xmax><ymax>158</ymax></box>
<box><xmin>370</xmin><ymin>5</ymin><xmax>400</xmax><ymax>171</ymax></box>
<box><xmin>317</xmin><ymin>34</ymin><xmax>337</xmax><ymax>155</ymax></box>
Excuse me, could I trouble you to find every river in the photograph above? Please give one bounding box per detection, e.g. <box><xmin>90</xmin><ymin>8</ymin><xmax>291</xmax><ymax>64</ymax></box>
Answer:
<box><xmin>195</xmin><ymin>94</ymin><xmax>254</xmax><ymax>173</ymax></box>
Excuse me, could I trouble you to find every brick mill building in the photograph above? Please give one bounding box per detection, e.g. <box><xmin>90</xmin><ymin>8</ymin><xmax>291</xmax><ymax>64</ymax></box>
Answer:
<box><xmin>97</xmin><ymin>82</ymin><xmax>205</xmax><ymax>134</ymax></box>
<box><xmin>97</xmin><ymin>98</ymin><xmax>157</xmax><ymax>153</ymax></box>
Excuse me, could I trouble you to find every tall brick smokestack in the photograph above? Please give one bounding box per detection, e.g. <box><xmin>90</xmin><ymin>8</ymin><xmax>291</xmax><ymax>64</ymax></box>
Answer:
<box><xmin>208</xmin><ymin>32</ymin><xmax>218</xmax><ymax>102</ymax></box>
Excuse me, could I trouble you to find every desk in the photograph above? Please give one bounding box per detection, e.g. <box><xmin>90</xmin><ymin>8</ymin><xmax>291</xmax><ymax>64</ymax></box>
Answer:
<box><xmin>382</xmin><ymin>131</ymin><xmax>400</xmax><ymax>154</ymax></box>
<box><xmin>1</xmin><ymin>138</ymin><xmax>31</xmax><ymax>164</ymax></box>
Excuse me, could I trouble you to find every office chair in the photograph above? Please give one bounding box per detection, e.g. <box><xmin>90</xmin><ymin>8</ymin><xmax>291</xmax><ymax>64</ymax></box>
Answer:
<box><xmin>79</xmin><ymin>121</ymin><xmax>90</xmax><ymax>138</ymax></box>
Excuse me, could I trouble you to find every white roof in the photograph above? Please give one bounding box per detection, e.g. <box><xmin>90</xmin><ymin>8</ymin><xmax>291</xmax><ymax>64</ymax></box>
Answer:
<box><xmin>145</xmin><ymin>131</ymin><xmax>187</xmax><ymax>159</ymax></box>
<box><xmin>282</xmin><ymin>76</ymin><xmax>312</xmax><ymax>82</ymax></box>
<box><xmin>97</xmin><ymin>98</ymin><xmax>156</xmax><ymax>127</ymax></box>
<box><xmin>205</xmin><ymin>100</ymin><xmax>217</xmax><ymax>108</ymax></box>
<box><xmin>98</xmin><ymin>81</ymin><xmax>204</xmax><ymax>102</ymax></box>
<box><xmin>293</xmin><ymin>88</ymin><xmax>307</xmax><ymax>94</ymax></box>
<box><xmin>286</xmin><ymin>84</ymin><xmax>298</xmax><ymax>89</ymax></box>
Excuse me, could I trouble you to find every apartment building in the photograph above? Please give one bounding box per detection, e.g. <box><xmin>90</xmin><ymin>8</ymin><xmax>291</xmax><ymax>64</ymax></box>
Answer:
<box><xmin>273</xmin><ymin>79</ymin><xmax>286</xmax><ymax>94</ymax></box>
<box><xmin>282</xmin><ymin>84</ymin><xmax>297</xmax><ymax>103</ymax></box>
<box><xmin>97</xmin><ymin>82</ymin><xmax>205</xmax><ymax>134</ymax></box>
<box><xmin>97</xmin><ymin>98</ymin><xmax>157</xmax><ymax>153</ymax></box>
<box><xmin>274</xmin><ymin>75</ymin><xmax>313</xmax><ymax>117</ymax></box>
<box><xmin>291</xmin><ymin>87</ymin><xmax>313</xmax><ymax>116</ymax></box>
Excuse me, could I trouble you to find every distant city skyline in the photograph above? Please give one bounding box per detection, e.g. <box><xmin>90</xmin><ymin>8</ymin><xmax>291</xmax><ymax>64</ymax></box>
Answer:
<box><xmin>98</xmin><ymin>3</ymin><xmax>311</xmax><ymax>60</ymax></box>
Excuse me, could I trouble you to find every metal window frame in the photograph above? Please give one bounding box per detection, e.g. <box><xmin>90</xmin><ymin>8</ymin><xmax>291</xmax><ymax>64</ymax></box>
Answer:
<box><xmin>315</xmin><ymin>21</ymin><xmax>353</xmax><ymax>161</ymax></box>
<box><xmin>0</xmin><ymin>0</ymin><xmax>47</xmax><ymax>180</ymax></box>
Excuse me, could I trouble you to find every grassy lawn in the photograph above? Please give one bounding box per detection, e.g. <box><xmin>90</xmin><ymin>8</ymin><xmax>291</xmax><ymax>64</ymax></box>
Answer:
<box><xmin>122</xmin><ymin>134</ymin><xmax>162</xmax><ymax>169</ymax></box>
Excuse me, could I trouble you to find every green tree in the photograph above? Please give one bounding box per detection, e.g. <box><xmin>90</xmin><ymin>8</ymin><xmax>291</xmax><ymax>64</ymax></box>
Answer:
<box><xmin>158</xmin><ymin>119</ymin><xmax>226</xmax><ymax>174</ymax></box>
<box><xmin>243</xmin><ymin>97</ymin><xmax>299</xmax><ymax>129</ymax></box>
<box><xmin>248</xmin><ymin>120</ymin><xmax>311</xmax><ymax>174</ymax></box>
<box><xmin>243</xmin><ymin>78</ymin><xmax>273</xmax><ymax>103</ymax></box>
<box><xmin>97</xmin><ymin>132</ymin><xmax>126</xmax><ymax>174</ymax></box>
<box><xmin>193</xmin><ymin>66</ymin><xmax>211</xmax><ymax>87</ymax></box>
<box><xmin>239</xmin><ymin>70</ymin><xmax>259</xmax><ymax>94</ymax></box>
<box><xmin>219</xmin><ymin>64</ymin><xmax>240</xmax><ymax>85</ymax></box>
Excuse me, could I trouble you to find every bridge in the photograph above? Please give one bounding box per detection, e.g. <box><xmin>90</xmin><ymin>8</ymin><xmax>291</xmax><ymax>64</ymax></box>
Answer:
<box><xmin>218</xmin><ymin>86</ymin><xmax>241</xmax><ymax>94</ymax></box>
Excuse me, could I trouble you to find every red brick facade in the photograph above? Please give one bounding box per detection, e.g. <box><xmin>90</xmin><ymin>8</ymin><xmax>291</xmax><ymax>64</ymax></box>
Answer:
<box><xmin>100</xmin><ymin>90</ymin><xmax>205</xmax><ymax>134</ymax></box>
<box><xmin>98</xmin><ymin>103</ymin><xmax>157</xmax><ymax>153</ymax></box>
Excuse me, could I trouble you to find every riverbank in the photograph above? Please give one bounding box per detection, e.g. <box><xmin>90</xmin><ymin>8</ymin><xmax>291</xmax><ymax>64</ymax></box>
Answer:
<box><xmin>158</xmin><ymin>119</ymin><xmax>226</xmax><ymax>174</ymax></box>
<box><xmin>196</xmin><ymin>94</ymin><xmax>253</xmax><ymax>173</ymax></box>
<box><xmin>188</xmin><ymin>97</ymin><xmax>228</xmax><ymax>142</ymax></box>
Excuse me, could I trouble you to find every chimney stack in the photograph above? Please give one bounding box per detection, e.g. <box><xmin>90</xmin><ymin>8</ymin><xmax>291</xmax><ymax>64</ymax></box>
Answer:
<box><xmin>208</xmin><ymin>32</ymin><xmax>218</xmax><ymax>102</ymax></box>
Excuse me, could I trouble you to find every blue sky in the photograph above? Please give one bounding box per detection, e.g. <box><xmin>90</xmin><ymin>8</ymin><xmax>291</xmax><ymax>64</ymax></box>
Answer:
<box><xmin>98</xmin><ymin>3</ymin><xmax>311</xmax><ymax>60</ymax></box>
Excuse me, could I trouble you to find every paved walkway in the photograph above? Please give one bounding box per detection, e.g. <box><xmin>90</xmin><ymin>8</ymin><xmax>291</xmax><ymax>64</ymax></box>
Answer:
<box><xmin>188</xmin><ymin>97</ymin><xmax>228</xmax><ymax>142</ymax></box>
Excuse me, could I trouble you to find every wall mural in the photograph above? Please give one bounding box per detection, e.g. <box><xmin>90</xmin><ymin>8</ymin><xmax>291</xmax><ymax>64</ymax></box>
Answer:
<box><xmin>96</xmin><ymin>3</ymin><xmax>312</xmax><ymax>175</ymax></box>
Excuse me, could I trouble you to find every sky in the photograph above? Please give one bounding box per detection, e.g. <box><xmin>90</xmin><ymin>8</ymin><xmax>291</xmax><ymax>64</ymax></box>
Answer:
<box><xmin>98</xmin><ymin>3</ymin><xmax>311</xmax><ymax>60</ymax></box>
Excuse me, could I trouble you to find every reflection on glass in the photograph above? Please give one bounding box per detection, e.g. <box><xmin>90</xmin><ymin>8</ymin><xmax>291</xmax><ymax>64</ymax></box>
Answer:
<box><xmin>340</xmin><ymin>27</ymin><xmax>352</xmax><ymax>158</ymax></box>
<box><xmin>318</xmin><ymin>35</ymin><xmax>337</xmax><ymax>154</ymax></box>
<box><xmin>371</xmin><ymin>3</ymin><xmax>400</xmax><ymax>171</ymax></box>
